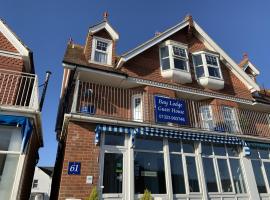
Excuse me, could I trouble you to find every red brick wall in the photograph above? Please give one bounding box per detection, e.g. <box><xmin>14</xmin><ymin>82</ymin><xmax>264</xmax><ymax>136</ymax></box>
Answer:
<box><xmin>17</xmin><ymin>131</ymin><xmax>39</xmax><ymax>200</ymax></box>
<box><xmin>57</xmin><ymin>121</ymin><xmax>100</xmax><ymax>200</ymax></box>
<box><xmin>84</xmin><ymin>29</ymin><xmax>117</xmax><ymax>65</ymax></box>
<box><xmin>0</xmin><ymin>32</ymin><xmax>18</xmax><ymax>53</ymax></box>
<box><xmin>121</xmin><ymin>27</ymin><xmax>253</xmax><ymax>100</ymax></box>
<box><xmin>0</xmin><ymin>55</ymin><xmax>24</xmax><ymax>72</ymax></box>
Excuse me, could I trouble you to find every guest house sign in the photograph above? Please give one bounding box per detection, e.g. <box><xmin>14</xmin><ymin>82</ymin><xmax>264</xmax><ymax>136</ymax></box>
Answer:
<box><xmin>154</xmin><ymin>96</ymin><xmax>188</xmax><ymax>125</ymax></box>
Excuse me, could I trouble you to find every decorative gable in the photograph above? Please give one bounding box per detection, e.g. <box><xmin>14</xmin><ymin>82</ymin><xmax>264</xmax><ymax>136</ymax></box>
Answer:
<box><xmin>84</xmin><ymin>14</ymin><xmax>119</xmax><ymax>67</ymax></box>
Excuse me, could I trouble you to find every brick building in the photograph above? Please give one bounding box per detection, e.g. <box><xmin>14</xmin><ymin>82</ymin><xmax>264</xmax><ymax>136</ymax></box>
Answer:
<box><xmin>52</xmin><ymin>14</ymin><xmax>270</xmax><ymax>200</ymax></box>
<box><xmin>0</xmin><ymin>19</ymin><xmax>43</xmax><ymax>199</ymax></box>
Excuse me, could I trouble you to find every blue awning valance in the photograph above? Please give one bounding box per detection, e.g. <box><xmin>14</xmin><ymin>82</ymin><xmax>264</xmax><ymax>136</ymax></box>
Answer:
<box><xmin>245</xmin><ymin>141</ymin><xmax>270</xmax><ymax>149</ymax></box>
<box><xmin>95</xmin><ymin>124</ymin><xmax>244</xmax><ymax>146</ymax></box>
<box><xmin>0</xmin><ymin>115</ymin><xmax>33</xmax><ymax>152</ymax></box>
<box><xmin>135</xmin><ymin>127</ymin><xmax>244</xmax><ymax>145</ymax></box>
<box><xmin>95</xmin><ymin>124</ymin><xmax>134</xmax><ymax>145</ymax></box>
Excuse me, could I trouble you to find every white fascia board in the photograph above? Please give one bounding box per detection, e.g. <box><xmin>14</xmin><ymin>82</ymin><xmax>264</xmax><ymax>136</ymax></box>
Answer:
<box><xmin>0</xmin><ymin>20</ymin><xmax>29</xmax><ymax>56</ymax></box>
<box><xmin>116</xmin><ymin>20</ymin><xmax>189</xmax><ymax>68</ymax></box>
<box><xmin>246</xmin><ymin>61</ymin><xmax>260</xmax><ymax>75</ymax></box>
<box><xmin>193</xmin><ymin>21</ymin><xmax>260</xmax><ymax>92</ymax></box>
<box><xmin>89</xmin><ymin>21</ymin><xmax>119</xmax><ymax>41</ymax></box>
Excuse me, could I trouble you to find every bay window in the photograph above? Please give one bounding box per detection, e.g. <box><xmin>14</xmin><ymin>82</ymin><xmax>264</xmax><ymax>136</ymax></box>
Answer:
<box><xmin>91</xmin><ymin>36</ymin><xmax>112</xmax><ymax>65</ymax></box>
<box><xmin>192</xmin><ymin>51</ymin><xmax>224</xmax><ymax>90</ymax></box>
<box><xmin>0</xmin><ymin>127</ymin><xmax>22</xmax><ymax>200</ymax></box>
<box><xmin>159</xmin><ymin>40</ymin><xmax>192</xmax><ymax>84</ymax></box>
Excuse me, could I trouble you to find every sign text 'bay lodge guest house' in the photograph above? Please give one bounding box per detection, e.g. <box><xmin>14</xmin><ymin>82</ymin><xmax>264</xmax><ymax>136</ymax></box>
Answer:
<box><xmin>51</xmin><ymin>14</ymin><xmax>270</xmax><ymax>200</ymax></box>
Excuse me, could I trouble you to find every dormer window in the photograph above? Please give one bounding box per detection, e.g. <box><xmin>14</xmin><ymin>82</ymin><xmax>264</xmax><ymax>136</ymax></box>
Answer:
<box><xmin>159</xmin><ymin>40</ymin><xmax>192</xmax><ymax>84</ymax></box>
<box><xmin>192</xmin><ymin>51</ymin><xmax>224</xmax><ymax>90</ymax></box>
<box><xmin>91</xmin><ymin>36</ymin><xmax>112</xmax><ymax>65</ymax></box>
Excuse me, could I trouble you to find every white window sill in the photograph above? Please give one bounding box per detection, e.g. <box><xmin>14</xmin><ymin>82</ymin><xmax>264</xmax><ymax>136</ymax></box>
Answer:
<box><xmin>197</xmin><ymin>76</ymin><xmax>224</xmax><ymax>90</ymax></box>
<box><xmin>161</xmin><ymin>68</ymin><xmax>192</xmax><ymax>84</ymax></box>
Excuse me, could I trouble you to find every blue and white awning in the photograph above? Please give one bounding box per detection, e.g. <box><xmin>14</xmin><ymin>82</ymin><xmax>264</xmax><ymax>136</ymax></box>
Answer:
<box><xmin>95</xmin><ymin>124</ymin><xmax>134</xmax><ymax>145</ymax></box>
<box><xmin>94</xmin><ymin>124</ymin><xmax>244</xmax><ymax>146</ymax></box>
<box><xmin>135</xmin><ymin>127</ymin><xmax>244</xmax><ymax>145</ymax></box>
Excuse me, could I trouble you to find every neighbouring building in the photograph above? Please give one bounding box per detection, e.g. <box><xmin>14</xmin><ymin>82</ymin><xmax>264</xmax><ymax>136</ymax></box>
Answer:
<box><xmin>30</xmin><ymin>166</ymin><xmax>53</xmax><ymax>200</ymax></box>
<box><xmin>0</xmin><ymin>19</ymin><xmax>43</xmax><ymax>199</ymax></box>
<box><xmin>52</xmin><ymin>14</ymin><xmax>270</xmax><ymax>200</ymax></box>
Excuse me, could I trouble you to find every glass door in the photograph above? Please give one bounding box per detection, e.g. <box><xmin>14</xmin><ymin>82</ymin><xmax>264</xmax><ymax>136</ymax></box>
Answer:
<box><xmin>101</xmin><ymin>150</ymin><xmax>126</xmax><ymax>200</ymax></box>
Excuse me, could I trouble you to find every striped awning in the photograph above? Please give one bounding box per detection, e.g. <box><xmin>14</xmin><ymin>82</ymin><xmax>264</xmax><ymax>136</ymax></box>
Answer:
<box><xmin>95</xmin><ymin>124</ymin><xmax>134</xmax><ymax>145</ymax></box>
<box><xmin>135</xmin><ymin>127</ymin><xmax>244</xmax><ymax>145</ymax></box>
<box><xmin>245</xmin><ymin>141</ymin><xmax>270</xmax><ymax>149</ymax></box>
<box><xmin>94</xmin><ymin>124</ymin><xmax>244</xmax><ymax>146</ymax></box>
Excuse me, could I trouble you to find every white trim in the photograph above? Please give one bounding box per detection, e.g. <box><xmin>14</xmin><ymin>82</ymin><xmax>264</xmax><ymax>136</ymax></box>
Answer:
<box><xmin>243</xmin><ymin>61</ymin><xmax>260</xmax><ymax>76</ymax></box>
<box><xmin>90</xmin><ymin>36</ymin><xmax>113</xmax><ymax>66</ymax></box>
<box><xmin>0</xmin><ymin>19</ymin><xmax>29</xmax><ymax>56</ymax></box>
<box><xmin>116</xmin><ymin>18</ymin><xmax>260</xmax><ymax>92</ymax></box>
<box><xmin>131</xmin><ymin>94</ymin><xmax>143</xmax><ymax>122</ymax></box>
<box><xmin>0</xmin><ymin>50</ymin><xmax>22</xmax><ymax>59</ymax></box>
<box><xmin>89</xmin><ymin>21</ymin><xmax>119</xmax><ymax>41</ymax></box>
<box><xmin>116</xmin><ymin>20</ymin><xmax>190</xmax><ymax>68</ymax></box>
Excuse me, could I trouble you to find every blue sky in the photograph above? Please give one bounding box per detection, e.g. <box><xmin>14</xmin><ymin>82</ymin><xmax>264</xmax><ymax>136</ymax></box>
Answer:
<box><xmin>1</xmin><ymin>1</ymin><xmax>270</xmax><ymax>166</ymax></box>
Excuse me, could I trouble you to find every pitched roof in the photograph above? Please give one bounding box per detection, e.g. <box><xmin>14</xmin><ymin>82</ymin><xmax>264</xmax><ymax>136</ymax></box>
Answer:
<box><xmin>38</xmin><ymin>166</ymin><xmax>54</xmax><ymax>177</ymax></box>
<box><xmin>0</xmin><ymin>18</ymin><xmax>34</xmax><ymax>73</ymax></box>
<box><xmin>88</xmin><ymin>20</ymin><xmax>119</xmax><ymax>41</ymax></box>
<box><xmin>63</xmin><ymin>43</ymin><xmax>126</xmax><ymax>75</ymax></box>
<box><xmin>238</xmin><ymin>53</ymin><xmax>260</xmax><ymax>76</ymax></box>
<box><xmin>116</xmin><ymin>17</ymin><xmax>261</xmax><ymax>92</ymax></box>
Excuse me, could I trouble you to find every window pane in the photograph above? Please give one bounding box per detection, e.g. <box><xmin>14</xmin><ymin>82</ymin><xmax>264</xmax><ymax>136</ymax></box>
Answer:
<box><xmin>206</xmin><ymin>55</ymin><xmax>218</xmax><ymax>66</ymax></box>
<box><xmin>134</xmin><ymin>152</ymin><xmax>166</xmax><ymax>194</ymax></box>
<box><xmin>208</xmin><ymin>66</ymin><xmax>220</xmax><ymax>78</ymax></box>
<box><xmin>200</xmin><ymin>106</ymin><xmax>214</xmax><ymax>130</ymax></box>
<box><xmin>161</xmin><ymin>58</ymin><xmax>170</xmax><ymax>70</ymax></box>
<box><xmin>201</xmin><ymin>142</ymin><xmax>213</xmax><ymax>156</ymax></box>
<box><xmin>104</xmin><ymin>132</ymin><xmax>125</xmax><ymax>146</ymax></box>
<box><xmin>133</xmin><ymin>96</ymin><xmax>142</xmax><ymax>121</ymax></box>
<box><xmin>193</xmin><ymin>55</ymin><xmax>203</xmax><ymax>66</ymax></box>
<box><xmin>94</xmin><ymin>51</ymin><xmax>107</xmax><ymax>63</ymax></box>
<box><xmin>250</xmin><ymin>147</ymin><xmax>259</xmax><ymax>159</ymax></box>
<box><xmin>186</xmin><ymin>156</ymin><xmax>200</xmax><ymax>192</ymax></box>
<box><xmin>173</xmin><ymin>46</ymin><xmax>186</xmax><ymax>58</ymax></box>
<box><xmin>135</xmin><ymin>137</ymin><xmax>163</xmax><ymax>151</ymax></box>
<box><xmin>182</xmin><ymin>141</ymin><xmax>195</xmax><ymax>153</ymax></box>
<box><xmin>213</xmin><ymin>143</ymin><xmax>226</xmax><ymax>156</ymax></box>
<box><xmin>195</xmin><ymin>66</ymin><xmax>205</xmax><ymax>78</ymax></box>
<box><xmin>252</xmin><ymin>160</ymin><xmax>267</xmax><ymax>193</ymax></box>
<box><xmin>174</xmin><ymin>58</ymin><xmax>187</xmax><ymax>71</ymax></box>
<box><xmin>258</xmin><ymin>148</ymin><xmax>269</xmax><ymax>159</ymax></box>
<box><xmin>103</xmin><ymin>153</ymin><xmax>123</xmax><ymax>193</ymax></box>
<box><xmin>0</xmin><ymin>154</ymin><xmax>20</xmax><ymax>199</ymax></box>
<box><xmin>203</xmin><ymin>157</ymin><xmax>218</xmax><ymax>192</ymax></box>
<box><xmin>226</xmin><ymin>145</ymin><xmax>240</xmax><ymax>157</ymax></box>
<box><xmin>160</xmin><ymin>46</ymin><xmax>169</xmax><ymax>58</ymax></box>
<box><xmin>230</xmin><ymin>159</ymin><xmax>246</xmax><ymax>193</ymax></box>
<box><xmin>168</xmin><ymin>139</ymin><xmax>181</xmax><ymax>152</ymax></box>
<box><xmin>170</xmin><ymin>154</ymin><xmax>186</xmax><ymax>194</ymax></box>
<box><xmin>217</xmin><ymin>159</ymin><xmax>233</xmax><ymax>192</ymax></box>
<box><xmin>263</xmin><ymin>162</ymin><xmax>270</xmax><ymax>188</ymax></box>
<box><xmin>96</xmin><ymin>40</ymin><xmax>108</xmax><ymax>51</ymax></box>
<box><xmin>0</xmin><ymin>129</ymin><xmax>21</xmax><ymax>152</ymax></box>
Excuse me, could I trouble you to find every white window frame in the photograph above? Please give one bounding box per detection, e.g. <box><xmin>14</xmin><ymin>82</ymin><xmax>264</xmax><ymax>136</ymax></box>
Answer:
<box><xmin>201</xmin><ymin>143</ymin><xmax>247</xmax><ymax>196</ymax></box>
<box><xmin>222</xmin><ymin>106</ymin><xmax>239</xmax><ymax>133</ymax></box>
<box><xmin>159</xmin><ymin>40</ymin><xmax>190</xmax><ymax>72</ymax></box>
<box><xmin>199</xmin><ymin>105</ymin><xmax>215</xmax><ymax>131</ymax></box>
<box><xmin>132</xmin><ymin>94</ymin><xmax>143</xmax><ymax>122</ymax></box>
<box><xmin>192</xmin><ymin>51</ymin><xmax>223</xmax><ymax>80</ymax></box>
<box><xmin>90</xmin><ymin>36</ymin><xmax>113</xmax><ymax>66</ymax></box>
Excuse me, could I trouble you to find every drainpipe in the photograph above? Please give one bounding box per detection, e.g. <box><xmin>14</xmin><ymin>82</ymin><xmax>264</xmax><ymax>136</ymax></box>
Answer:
<box><xmin>39</xmin><ymin>71</ymin><xmax>52</xmax><ymax>112</ymax></box>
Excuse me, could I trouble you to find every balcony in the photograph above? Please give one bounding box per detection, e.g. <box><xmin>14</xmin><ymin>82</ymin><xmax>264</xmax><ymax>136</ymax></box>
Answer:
<box><xmin>71</xmin><ymin>80</ymin><xmax>270</xmax><ymax>138</ymax></box>
<box><xmin>0</xmin><ymin>69</ymin><xmax>39</xmax><ymax>110</ymax></box>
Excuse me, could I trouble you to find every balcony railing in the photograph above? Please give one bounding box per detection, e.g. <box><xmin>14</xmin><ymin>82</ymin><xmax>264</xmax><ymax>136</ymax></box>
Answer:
<box><xmin>72</xmin><ymin>81</ymin><xmax>270</xmax><ymax>138</ymax></box>
<box><xmin>0</xmin><ymin>69</ymin><xmax>39</xmax><ymax>110</ymax></box>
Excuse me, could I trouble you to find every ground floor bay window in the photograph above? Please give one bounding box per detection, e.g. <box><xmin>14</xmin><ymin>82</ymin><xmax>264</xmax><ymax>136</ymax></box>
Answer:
<box><xmin>0</xmin><ymin>126</ymin><xmax>22</xmax><ymax>200</ymax></box>
<box><xmin>98</xmin><ymin>129</ymin><xmax>251</xmax><ymax>200</ymax></box>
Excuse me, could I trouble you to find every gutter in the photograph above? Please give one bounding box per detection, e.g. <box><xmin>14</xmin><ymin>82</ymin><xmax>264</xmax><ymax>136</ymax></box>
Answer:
<box><xmin>60</xmin><ymin>113</ymin><xmax>270</xmax><ymax>143</ymax></box>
